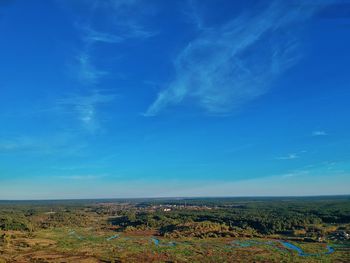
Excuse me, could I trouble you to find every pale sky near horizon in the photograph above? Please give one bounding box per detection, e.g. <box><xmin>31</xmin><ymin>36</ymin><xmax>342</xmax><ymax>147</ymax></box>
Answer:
<box><xmin>0</xmin><ymin>0</ymin><xmax>350</xmax><ymax>199</ymax></box>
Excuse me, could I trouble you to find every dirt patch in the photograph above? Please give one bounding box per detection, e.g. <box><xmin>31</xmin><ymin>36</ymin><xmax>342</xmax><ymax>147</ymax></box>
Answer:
<box><xmin>13</xmin><ymin>251</ymin><xmax>100</xmax><ymax>263</ymax></box>
<box><xmin>17</xmin><ymin>238</ymin><xmax>56</xmax><ymax>247</ymax></box>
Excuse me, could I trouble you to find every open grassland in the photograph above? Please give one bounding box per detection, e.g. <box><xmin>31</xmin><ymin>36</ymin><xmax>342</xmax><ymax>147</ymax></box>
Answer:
<box><xmin>1</xmin><ymin>228</ymin><xmax>349</xmax><ymax>262</ymax></box>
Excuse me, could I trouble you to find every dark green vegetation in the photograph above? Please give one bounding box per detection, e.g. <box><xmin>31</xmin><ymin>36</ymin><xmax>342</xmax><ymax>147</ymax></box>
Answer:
<box><xmin>0</xmin><ymin>196</ymin><xmax>349</xmax><ymax>262</ymax></box>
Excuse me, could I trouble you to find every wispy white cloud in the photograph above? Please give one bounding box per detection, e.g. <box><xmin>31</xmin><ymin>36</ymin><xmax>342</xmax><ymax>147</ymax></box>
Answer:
<box><xmin>57</xmin><ymin>174</ymin><xmax>107</xmax><ymax>180</ymax></box>
<box><xmin>0</xmin><ymin>133</ymin><xmax>85</xmax><ymax>155</ymax></box>
<box><xmin>76</xmin><ymin>53</ymin><xmax>108</xmax><ymax>86</ymax></box>
<box><xmin>77</xmin><ymin>0</ymin><xmax>157</xmax><ymax>45</ymax></box>
<box><xmin>0</xmin><ymin>137</ymin><xmax>33</xmax><ymax>152</ymax></box>
<box><xmin>184</xmin><ymin>0</ymin><xmax>205</xmax><ymax>30</ymax></box>
<box><xmin>276</xmin><ymin>153</ymin><xmax>299</xmax><ymax>160</ymax></box>
<box><xmin>122</xmin><ymin>22</ymin><xmax>157</xmax><ymax>39</ymax></box>
<box><xmin>279</xmin><ymin>159</ymin><xmax>350</xmax><ymax>179</ymax></box>
<box><xmin>281</xmin><ymin>170</ymin><xmax>309</xmax><ymax>178</ymax></box>
<box><xmin>81</xmin><ymin>24</ymin><xmax>156</xmax><ymax>45</ymax></box>
<box><xmin>145</xmin><ymin>1</ymin><xmax>332</xmax><ymax>116</ymax></box>
<box><xmin>70</xmin><ymin>0</ymin><xmax>156</xmax><ymax>92</ymax></box>
<box><xmin>312</xmin><ymin>130</ymin><xmax>328</xmax><ymax>136</ymax></box>
<box><xmin>83</xmin><ymin>28</ymin><xmax>124</xmax><ymax>44</ymax></box>
<box><xmin>57</xmin><ymin>91</ymin><xmax>116</xmax><ymax>132</ymax></box>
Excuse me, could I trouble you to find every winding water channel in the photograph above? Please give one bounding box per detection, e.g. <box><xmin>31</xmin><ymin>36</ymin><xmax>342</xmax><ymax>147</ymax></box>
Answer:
<box><xmin>280</xmin><ymin>241</ymin><xmax>334</xmax><ymax>256</ymax></box>
<box><xmin>152</xmin><ymin>237</ymin><xmax>335</xmax><ymax>257</ymax></box>
<box><xmin>76</xmin><ymin>232</ymin><xmax>335</xmax><ymax>257</ymax></box>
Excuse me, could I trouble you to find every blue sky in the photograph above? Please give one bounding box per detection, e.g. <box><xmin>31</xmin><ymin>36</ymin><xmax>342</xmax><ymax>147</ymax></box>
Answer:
<box><xmin>0</xmin><ymin>0</ymin><xmax>350</xmax><ymax>199</ymax></box>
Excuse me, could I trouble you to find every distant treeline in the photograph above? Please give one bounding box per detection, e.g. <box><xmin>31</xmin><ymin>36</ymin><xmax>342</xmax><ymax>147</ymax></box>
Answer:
<box><xmin>109</xmin><ymin>199</ymin><xmax>350</xmax><ymax>238</ymax></box>
<box><xmin>0</xmin><ymin>197</ymin><xmax>349</xmax><ymax>239</ymax></box>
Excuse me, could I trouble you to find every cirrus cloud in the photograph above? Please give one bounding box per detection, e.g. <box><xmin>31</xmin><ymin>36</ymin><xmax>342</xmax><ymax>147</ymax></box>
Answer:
<box><xmin>145</xmin><ymin>1</ymin><xmax>333</xmax><ymax>116</ymax></box>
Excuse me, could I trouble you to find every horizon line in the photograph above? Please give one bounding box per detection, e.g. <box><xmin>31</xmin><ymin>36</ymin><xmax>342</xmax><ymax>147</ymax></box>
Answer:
<box><xmin>0</xmin><ymin>194</ymin><xmax>349</xmax><ymax>202</ymax></box>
